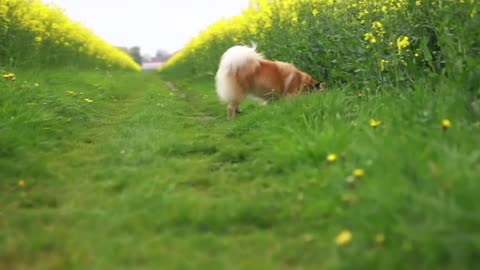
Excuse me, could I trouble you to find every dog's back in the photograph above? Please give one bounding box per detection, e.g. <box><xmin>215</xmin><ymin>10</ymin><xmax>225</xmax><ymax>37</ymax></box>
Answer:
<box><xmin>215</xmin><ymin>45</ymin><xmax>263</xmax><ymax>103</ymax></box>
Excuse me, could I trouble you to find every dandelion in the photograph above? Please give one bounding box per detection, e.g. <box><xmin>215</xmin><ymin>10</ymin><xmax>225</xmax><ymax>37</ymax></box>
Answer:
<box><xmin>352</xmin><ymin>168</ymin><xmax>364</xmax><ymax>178</ymax></box>
<box><xmin>327</xmin><ymin>154</ymin><xmax>337</xmax><ymax>163</ymax></box>
<box><xmin>18</xmin><ymin>179</ymin><xmax>26</xmax><ymax>187</ymax></box>
<box><xmin>442</xmin><ymin>119</ymin><xmax>451</xmax><ymax>130</ymax></box>
<box><xmin>370</xmin><ymin>119</ymin><xmax>381</xmax><ymax>128</ymax></box>
<box><xmin>2</xmin><ymin>73</ymin><xmax>16</xmax><ymax>80</ymax></box>
<box><xmin>375</xmin><ymin>233</ymin><xmax>385</xmax><ymax>244</ymax></box>
<box><xmin>335</xmin><ymin>230</ymin><xmax>352</xmax><ymax>246</ymax></box>
<box><xmin>84</xmin><ymin>98</ymin><xmax>94</xmax><ymax>103</ymax></box>
<box><xmin>346</xmin><ymin>175</ymin><xmax>356</xmax><ymax>184</ymax></box>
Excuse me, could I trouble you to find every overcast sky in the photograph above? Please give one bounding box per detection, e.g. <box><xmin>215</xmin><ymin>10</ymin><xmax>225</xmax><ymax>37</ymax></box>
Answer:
<box><xmin>46</xmin><ymin>0</ymin><xmax>249</xmax><ymax>56</ymax></box>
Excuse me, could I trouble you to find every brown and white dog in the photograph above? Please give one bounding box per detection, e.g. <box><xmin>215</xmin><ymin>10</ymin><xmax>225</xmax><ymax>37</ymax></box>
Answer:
<box><xmin>215</xmin><ymin>44</ymin><xmax>324</xmax><ymax>119</ymax></box>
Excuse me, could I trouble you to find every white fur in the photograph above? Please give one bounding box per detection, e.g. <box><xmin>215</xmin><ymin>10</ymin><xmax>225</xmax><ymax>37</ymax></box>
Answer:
<box><xmin>215</xmin><ymin>45</ymin><xmax>264</xmax><ymax>103</ymax></box>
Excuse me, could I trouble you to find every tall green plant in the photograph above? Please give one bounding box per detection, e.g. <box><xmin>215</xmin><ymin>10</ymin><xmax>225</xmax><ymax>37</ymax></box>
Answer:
<box><xmin>160</xmin><ymin>0</ymin><xmax>479</xmax><ymax>90</ymax></box>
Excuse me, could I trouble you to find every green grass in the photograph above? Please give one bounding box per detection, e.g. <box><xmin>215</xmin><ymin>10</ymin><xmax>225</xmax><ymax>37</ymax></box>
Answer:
<box><xmin>1</xmin><ymin>68</ymin><xmax>479</xmax><ymax>269</ymax></box>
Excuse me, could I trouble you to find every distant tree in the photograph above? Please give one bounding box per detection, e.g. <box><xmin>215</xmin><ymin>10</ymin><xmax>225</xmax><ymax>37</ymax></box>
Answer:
<box><xmin>142</xmin><ymin>54</ymin><xmax>152</xmax><ymax>62</ymax></box>
<box><xmin>155</xmin><ymin>49</ymin><xmax>171</xmax><ymax>61</ymax></box>
<box><xmin>128</xmin><ymin>46</ymin><xmax>142</xmax><ymax>65</ymax></box>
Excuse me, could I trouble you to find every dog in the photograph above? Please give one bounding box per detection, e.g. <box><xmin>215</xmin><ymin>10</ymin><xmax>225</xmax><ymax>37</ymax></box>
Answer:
<box><xmin>215</xmin><ymin>44</ymin><xmax>324</xmax><ymax>119</ymax></box>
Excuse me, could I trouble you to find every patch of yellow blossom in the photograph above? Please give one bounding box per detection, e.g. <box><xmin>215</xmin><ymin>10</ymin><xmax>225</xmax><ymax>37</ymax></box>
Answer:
<box><xmin>352</xmin><ymin>168</ymin><xmax>365</xmax><ymax>178</ymax></box>
<box><xmin>0</xmin><ymin>0</ymin><xmax>140</xmax><ymax>70</ymax></box>
<box><xmin>364</xmin><ymin>32</ymin><xmax>377</xmax><ymax>44</ymax></box>
<box><xmin>442</xmin><ymin>119</ymin><xmax>451</xmax><ymax>130</ymax></box>
<box><xmin>370</xmin><ymin>119</ymin><xmax>381</xmax><ymax>128</ymax></box>
<box><xmin>397</xmin><ymin>36</ymin><xmax>410</xmax><ymax>53</ymax></box>
<box><xmin>380</xmin><ymin>59</ymin><xmax>389</xmax><ymax>71</ymax></box>
<box><xmin>335</xmin><ymin>230</ymin><xmax>352</xmax><ymax>246</ymax></box>
<box><xmin>327</xmin><ymin>154</ymin><xmax>337</xmax><ymax>163</ymax></box>
<box><xmin>2</xmin><ymin>73</ymin><xmax>16</xmax><ymax>80</ymax></box>
<box><xmin>18</xmin><ymin>179</ymin><xmax>26</xmax><ymax>187</ymax></box>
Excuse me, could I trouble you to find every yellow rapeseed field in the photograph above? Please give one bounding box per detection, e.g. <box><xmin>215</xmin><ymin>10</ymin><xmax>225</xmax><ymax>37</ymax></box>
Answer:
<box><xmin>0</xmin><ymin>0</ymin><xmax>140</xmax><ymax>70</ymax></box>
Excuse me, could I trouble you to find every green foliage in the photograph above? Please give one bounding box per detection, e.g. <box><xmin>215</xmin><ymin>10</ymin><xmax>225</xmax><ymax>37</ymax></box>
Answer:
<box><xmin>161</xmin><ymin>0</ymin><xmax>479</xmax><ymax>91</ymax></box>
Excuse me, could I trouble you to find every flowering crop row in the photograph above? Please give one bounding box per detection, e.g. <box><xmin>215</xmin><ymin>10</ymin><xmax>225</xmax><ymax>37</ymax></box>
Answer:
<box><xmin>0</xmin><ymin>0</ymin><xmax>140</xmax><ymax>70</ymax></box>
<box><xmin>161</xmin><ymin>0</ymin><xmax>478</xmax><ymax>89</ymax></box>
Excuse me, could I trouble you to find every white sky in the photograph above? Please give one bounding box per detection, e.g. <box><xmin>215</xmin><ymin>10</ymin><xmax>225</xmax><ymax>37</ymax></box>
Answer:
<box><xmin>45</xmin><ymin>0</ymin><xmax>249</xmax><ymax>56</ymax></box>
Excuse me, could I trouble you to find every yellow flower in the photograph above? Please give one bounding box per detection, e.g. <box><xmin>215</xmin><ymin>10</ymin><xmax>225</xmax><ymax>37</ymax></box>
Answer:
<box><xmin>335</xmin><ymin>230</ymin><xmax>352</xmax><ymax>246</ymax></box>
<box><xmin>353</xmin><ymin>168</ymin><xmax>364</xmax><ymax>178</ymax></box>
<box><xmin>312</xmin><ymin>8</ymin><xmax>319</xmax><ymax>16</ymax></box>
<box><xmin>327</xmin><ymin>154</ymin><xmax>337</xmax><ymax>163</ymax></box>
<box><xmin>2</xmin><ymin>73</ymin><xmax>15</xmax><ymax>80</ymax></box>
<box><xmin>84</xmin><ymin>98</ymin><xmax>94</xmax><ymax>103</ymax></box>
<box><xmin>66</xmin><ymin>90</ymin><xmax>77</xmax><ymax>95</ymax></box>
<box><xmin>416</xmin><ymin>1</ymin><xmax>421</xmax><ymax>6</ymax></box>
<box><xmin>363</xmin><ymin>32</ymin><xmax>377</xmax><ymax>44</ymax></box>
<box><xmin>370</xmin><ymin>119</ymin><xmax>381</xmax><ymax>128</ymax></box>
<box><xmin>34</xmin><ymin>83</ymin><xmax>40</xmax><ymax>87</ymax></box>
<box><xmin>442</xmin><ymin>119</ymin><xmax>451</xmax><ymax>130</ymax></box>
<box><xmin>291</xmin><ymin>12</ymin><xmax>298</xmax><ymax>24</ymax></box>
<box><xmin>380</xmin><ymin>59</ymin><xmax>389</xmax><ymax>71</ymax></box>
<box><xmin>18</xmin><ymin>179</ymin><xmax>26</xmax><ymax>187</ymax></box>
<box><xmin>375</xmin><ymin>233</ymin><xmax>385</xmax><ymax>244</ymax></box>
<box><xmin>364</xmin><ymin>32</ymin><xmax>374</xmax><ymax>41</ymax></box>
<box><xmin>397</xmin><ymin>36</ymin><xmax>410</xmax><ymax>52</ymax></box>
<box><xmin>34</xmin><ymin>36</ymin><xmax>43</xmax><ymax>43</ymax></box>
<box><xmin>415</xmin><ymin>52</ymin><xmax>420</xmax><ymax>57</ymax></box>
<box><xmin>372</xmin><ymin>21</ymin><xmax>383</xmax><ymax>30</ymax></box>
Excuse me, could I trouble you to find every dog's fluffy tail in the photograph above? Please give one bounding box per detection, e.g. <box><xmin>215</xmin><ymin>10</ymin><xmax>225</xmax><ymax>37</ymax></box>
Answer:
<box><xmin>215</xmin><ymin>44</ymin><xmax>263</xmax><ymax>103</ymax></box>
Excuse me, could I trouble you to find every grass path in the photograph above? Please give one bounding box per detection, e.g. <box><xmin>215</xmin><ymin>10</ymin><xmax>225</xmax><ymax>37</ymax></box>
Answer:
<box><xmin>1</xmin><ymin>70</ymin><xmax>479</xmax><ymax>269</ymax></box>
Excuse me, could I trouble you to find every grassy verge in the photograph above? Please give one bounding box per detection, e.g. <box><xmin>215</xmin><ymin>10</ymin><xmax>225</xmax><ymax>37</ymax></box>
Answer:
<box><xmin>1</xmin><ymin>69</ymin><xmax>479</xmax><ymax>269</ymax></box>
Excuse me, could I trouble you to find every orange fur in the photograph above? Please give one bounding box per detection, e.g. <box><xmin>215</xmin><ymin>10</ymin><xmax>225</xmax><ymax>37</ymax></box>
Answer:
<box><xmin>215</xmin><ymin>45</ymin><xmax>324</xmax><ymax>120</ymax></box>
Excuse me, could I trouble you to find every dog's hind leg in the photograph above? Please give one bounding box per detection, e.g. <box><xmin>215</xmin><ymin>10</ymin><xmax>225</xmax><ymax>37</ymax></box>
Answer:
<box><xmin>227</xmin><ymin>102</ymin><xmax>239</xmax><ymax>120</ymax></box>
